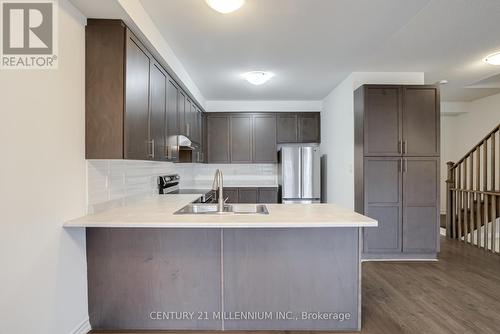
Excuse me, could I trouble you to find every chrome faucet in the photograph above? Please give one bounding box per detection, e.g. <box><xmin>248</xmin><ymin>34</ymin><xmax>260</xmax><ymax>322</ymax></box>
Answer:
<box><xmin>212</xmin><ymin>169</ymin><xmax>225</xmax><ymax>213</ymax></box>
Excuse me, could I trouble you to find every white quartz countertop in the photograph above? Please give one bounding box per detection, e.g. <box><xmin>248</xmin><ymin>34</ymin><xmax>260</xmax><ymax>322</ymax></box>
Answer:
<box><xmin>64</xmin><ymin>194</ymin><xmax>378</xmax><ymax>228</ymax></box>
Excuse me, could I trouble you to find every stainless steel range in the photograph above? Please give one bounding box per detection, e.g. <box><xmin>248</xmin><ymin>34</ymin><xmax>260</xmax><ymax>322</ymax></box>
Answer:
<box><xmin>158</xmin><ymin>174</ymin><xmax>215</xmax><ymax>203</ymax></box>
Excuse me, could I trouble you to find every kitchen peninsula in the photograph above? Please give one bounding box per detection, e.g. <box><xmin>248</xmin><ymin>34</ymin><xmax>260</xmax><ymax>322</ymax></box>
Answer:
<box><xmin>66</xmin><ymin>194</ymin><xmax>377</xmax><ymax>332</ymax></box>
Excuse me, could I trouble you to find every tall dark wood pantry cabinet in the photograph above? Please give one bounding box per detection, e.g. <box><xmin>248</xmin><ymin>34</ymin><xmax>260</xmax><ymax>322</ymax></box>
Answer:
<box><xmin>354</xmin><ymin>84</ymin><xmax>440</xmax><ymax>260</ymax></box>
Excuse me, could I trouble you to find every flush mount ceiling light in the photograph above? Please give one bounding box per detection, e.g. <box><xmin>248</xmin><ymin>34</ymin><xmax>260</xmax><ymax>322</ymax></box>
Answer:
<box><xmin>484</xmin><ymin>52</ymin><xmax>500</xmax><ymax>65</ymax></box>
<box><xmin>205</xmin><ymin>0</ymin><xmax>245</xmax><ymax>14</ymax></box>
<box><xmin>242</xmin><ymin>71</ymin><xmax>274</xmax><ymax>85</ymax></box>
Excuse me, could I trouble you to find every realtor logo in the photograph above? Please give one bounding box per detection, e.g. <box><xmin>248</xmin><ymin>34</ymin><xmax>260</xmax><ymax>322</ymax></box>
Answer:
<box><xmin>1</xmin><ymin>0</ymin><xmax>58</xmax><ymax>69</ymax></box>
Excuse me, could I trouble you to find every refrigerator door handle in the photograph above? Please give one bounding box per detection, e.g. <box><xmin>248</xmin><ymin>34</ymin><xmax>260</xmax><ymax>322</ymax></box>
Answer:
<box><xmin>299</xmin><ymin>147</ymin><xmax>302</xmax><ymax>199</ymax></box>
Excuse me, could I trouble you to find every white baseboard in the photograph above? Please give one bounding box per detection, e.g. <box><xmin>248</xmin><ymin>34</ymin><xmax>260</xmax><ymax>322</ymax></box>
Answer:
<box><xmin>69</xmin><ymin>317</ymin><xmax>91</xmax><ymax>334</ymax></box>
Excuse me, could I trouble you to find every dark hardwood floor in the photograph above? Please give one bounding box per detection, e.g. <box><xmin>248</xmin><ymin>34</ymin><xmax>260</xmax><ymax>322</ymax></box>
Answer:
<box><xmin>91</xmin><ymin>237</ymin><xmax>500</xmax><ymax>334</ymax></box>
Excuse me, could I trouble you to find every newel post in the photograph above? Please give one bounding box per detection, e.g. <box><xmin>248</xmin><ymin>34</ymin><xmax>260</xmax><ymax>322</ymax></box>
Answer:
<box><xmin>445</xmin><ymin>161</ymin><xmax>455</xmax><ymax>238</ymax></box>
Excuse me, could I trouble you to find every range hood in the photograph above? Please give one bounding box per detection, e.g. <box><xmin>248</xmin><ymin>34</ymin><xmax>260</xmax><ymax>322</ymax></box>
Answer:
<box><xmin>178</xmin><ymin>135</ymin><xmax>197</xmax><ymax>149</ymax></box>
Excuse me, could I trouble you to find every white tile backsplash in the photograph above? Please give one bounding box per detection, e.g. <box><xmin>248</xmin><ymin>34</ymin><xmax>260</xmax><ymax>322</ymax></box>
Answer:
<box><xmin>86</xmin><ymin>160</ymin><xmax>278</xmax><ymax>213</ymax></box>
<box><xmin>86</xmin><ymin>160</ymin><xmax>175</xmax><ymax>213</ymax></box>
<box><xmin>175</xmin><ymin>163</ymin><xmax>278</xmax><ymax>188</ymax></box>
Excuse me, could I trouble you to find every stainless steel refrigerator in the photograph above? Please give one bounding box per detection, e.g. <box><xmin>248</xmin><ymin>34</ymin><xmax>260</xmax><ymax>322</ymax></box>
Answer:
<box><xmin>278</xmin><ymin>145</ymin><xmax>321</xmax><ymax>203</ymax></box>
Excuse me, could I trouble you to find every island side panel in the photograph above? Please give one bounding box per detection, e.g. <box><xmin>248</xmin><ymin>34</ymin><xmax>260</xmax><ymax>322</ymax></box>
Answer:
<box><xmin>222</xmin><ymin>227</ymin><xmax>360</xmax><ymax>331</ymax></box>
<box><xmin>86</xmin><ymin>228</ymin><xmax>222</xmax><ymax>330</ymax></box>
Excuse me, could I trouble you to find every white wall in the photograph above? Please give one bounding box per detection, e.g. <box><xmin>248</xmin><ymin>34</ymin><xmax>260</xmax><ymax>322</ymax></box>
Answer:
<box><xmin>450</xmin><ymin>94</ymin><xmax>500</xmax><ymax>159</ymax></box>
<box><xmin>320</xmin><ymin>72</ymin><xmax>424</xmax><ymax>209</ymax></box>
<box><xmin>0</xmin><ymin>1</ymin><xmax>89</xmax><ymax>334</ymax></box>
<box><xmin>440</xmin><ymin>114</ymin><xmax>457</xmax><ymax>213</ymax></box>
<box><xmin>440</xmin><ymin>94</ymin><xmax>500</xmax><ymax>213</ymax></box>
<box><xmin>205</xmin><ymin>100</ymin><xmax>322</xmax><ymax>112</ymax></box>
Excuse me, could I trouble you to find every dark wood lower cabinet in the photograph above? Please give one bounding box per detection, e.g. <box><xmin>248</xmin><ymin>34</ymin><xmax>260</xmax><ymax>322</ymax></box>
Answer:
<box><xmin>402</xmin><ymin>157</ymin><xmax>439</xmax><ymax>253</ymax></box>
<box><xmin>258</xmin><ymin>187</ymin><xmax>279</xmax><ymax>204</ymax></box>
<box><xmin>363</xmin><ymin>157</ymin><xmax>402</xmax><ymax>254</ymax></box>
<box><xmin>222</xmin><ymin>187</ymin><xmax>239</xmax><ymax>203</ymax></box>
<box><xmin>238</xmin><ymin>187</ymin><xmax>258</xmax><ymax>203</ymax></box>
<box><xmin>220</xmin><ymin>187</ymin><xmax>278</xmax><ymax>204</ymax></box>
<box><xmin>362</xmin><ymin>157</ymin><xmax>439</xmax><ymax>257</ymax></box>
<box><xmin>87</xmin><ymin>227</ymin><xmax>360</xmax><ymax>331</ymax></box>
<box><xmin>87</xmin><ymin>228</ymin><xmax>222</xmax><ymax>330</ymax></box>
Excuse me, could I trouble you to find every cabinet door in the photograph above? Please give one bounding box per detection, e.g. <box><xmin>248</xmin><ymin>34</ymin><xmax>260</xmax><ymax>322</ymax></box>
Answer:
<box><xmin>253</xmin><ymin>114</ymin><xmax>277</xmax><ymax>163</ymax></box>
<box><xmin>223</xmin><ymin>188</ymin><xmax>239</xmax><ymax>203</ymax></box>
<box><xmin>178</xmin><ymin>90</ymin><xmax>187</xmax><ymax>136</ymax></box>
<box><xmin>230</xmin><ymin>115</ymin><xmax>253</xmax><ymax>163</ymax></box>
<box><xmin>200</xmin><ymin>112</ymin><xmax>206</xmax><ymax>162</ymax></box>
<box><xmin>222</xmin><ymin>229</ymin><xmax>359</xmax><ymax>330</ymax></box>
<box><xmin>124</xmin><ymin>30</ymin><xmax>151</xmax><ymax>160</ymax></box>
<box><xmin>185</xmin><ymin>98</ymin><xmax>196</xmax><ymax>141</ymax></box>
<box><xmin>193</xmin><ymin>109</ymin><xmax>202</xmax><ymax>146</ymax></box>
<box><xmin>238</xmin><ymin>188</ymin><xmax>258</xmax><ymax>203</ymax></box>
<box><xmin>298</xmin><ymin>113</ymin><xmax>320</xmax><ymax>143</ymax></box>
<box><xmin>402</xmin><ymin>158</ymin><xmax>439</xmax><ymax>253</ymax></box>
<box><xmin>149</xmin><ymin>61</ymin><xmax>166</xmax><ymax>161</ymax></box>
<box><xmin>277</xmin><ymin>114</ymin><xmax>298</xmax><ymax>143</ymax></box>
<box><xmin>166</xmin><ymin>77</ymin><xmax>179</xmax><ymax>161</ymax></box>
<box><xmin>207</xmin><ymin>116</ymin><xmax>230</xmax><ymax>163</ymax></box>
<box><xmin>403</xmin><ymin>87</ymin><xmax>440</xmax><ymax>156</ymax></box>
<box><xmin>363</xmin><ymin>157</ymin><xmax>402</xmax><ymax>253</ymax></box>
<box><xmin>258</xmin><ymin>187</ymin><xmax>278</xmax><ymax>203</ymax></box>
<box><xmin>364</xmin><ymin>87</ymin><xmax>402</xmax><ymax>156</ymax></box>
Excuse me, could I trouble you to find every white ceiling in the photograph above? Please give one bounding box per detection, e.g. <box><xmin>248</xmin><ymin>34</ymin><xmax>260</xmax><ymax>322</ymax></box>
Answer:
<box><xmin>141</xmin><ymin>0</ymin><xmax>500</xmax><ymax>101</ymax></box>
<box><xmin>73</xmin><ymin>0</ymin><xmax>500</xmax><ymax>102</ymax></box>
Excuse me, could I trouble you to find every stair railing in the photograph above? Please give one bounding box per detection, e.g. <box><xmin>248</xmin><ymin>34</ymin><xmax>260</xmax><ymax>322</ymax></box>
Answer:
<box><xmin>446</xmin><ymin>124</ymin><xmax>500</xmax><ymax>253</ymax></box>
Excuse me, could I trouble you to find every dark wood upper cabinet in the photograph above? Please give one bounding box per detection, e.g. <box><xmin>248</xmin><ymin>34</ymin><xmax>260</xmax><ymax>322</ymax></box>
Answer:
<box><xmin>277</xmin><ymin>113</ymin><xmax>320</xmax><ymax>144</ymax></box>
<box><xmin>207</xmin><ymin>112</ymin><xmax>319</xmax><ymax>164</ymax></box>
<box><xmin>298</xmin><ymin>113</ymin><xmax>320</xmax><ymax>143</ymax></box>
<box><xmin>149</xmin><ymin>61</ymin><xmax>167</xmax><ymax>161</ymax></box>
<box><xmin>124</xmin><ymin>30</ymin><xmax>151</xmax><ymax>160</ymax></box>
<box><xmin>277</xmin><ymin>114</ymin><xmax>298</xmax><ymax>143</ymax></box>
<box><xmin>166</xmin><ymin>77</ymin><xmax>179</xmax><ymax>161</ymax></box>
<box><xmin>178</xmin><ymin>90</ymin><xmax>187</xmax><ymax>137</ymax></box>
<box><xmin>185</xmin><ymin>98</ymin><xmax>195</xmax><ymax>141</ymax></box>
<box><xmin>85</xmin><ymin>19</ymin><xmax>204</xmax><ymax>162</ymax></box>
<box><xmin>364</xmin><ymin>87</ymin><xmax>402</xmax><ymax>156</ymax></box>
<box><xmin>85</xmin><ymin>20</ymin><xmax>125</xmax><ymax>159</ymax></box>
<box><xmin>402</xmin><ymin>87</ymin><xmax>440</xmax><ymax>157</ymax></box>
<box><xmin>359</xmin><ymin>85</ymin><xmax>439</xmax><ymax>157</ymax></box>
<box><xmin>253</xmin><ymin>114</ymin><xmax>277</xmax><ymax>163</ymax></box>
<box><xmin>238</xmin><ymin>188</ymin><xmax>258</xmax><ymax>203</ymax></box>
<box><xmin>207</xmin><ymin>116</ymin><xmax>230</xmax><ymax>163</ymax></box>
<box><xmin>230</xmin><ymin>115</ymin><xmax>253</xmax><ymax>163</ymax></box>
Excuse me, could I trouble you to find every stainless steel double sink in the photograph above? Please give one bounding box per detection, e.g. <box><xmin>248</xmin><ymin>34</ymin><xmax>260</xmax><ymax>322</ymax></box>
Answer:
<box><xmin>174</xmin><ymin>203</ymin><xmax>269</xmax><ymax>215</ymax></box>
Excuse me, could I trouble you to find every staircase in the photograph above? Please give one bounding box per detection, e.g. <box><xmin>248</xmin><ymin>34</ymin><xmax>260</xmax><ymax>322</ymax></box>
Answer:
<box><xmin>446</xmin><ymin>124</ymin><xmax>500</xmax><ymax>253</ymax></box>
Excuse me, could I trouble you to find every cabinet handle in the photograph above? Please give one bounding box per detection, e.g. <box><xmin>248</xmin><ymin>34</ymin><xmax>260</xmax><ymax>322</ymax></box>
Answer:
<box><xmin>149</xmin><ymin>139</ymin><xmax>155</xmax><ymax>159</ymax></box>
<box><xmin>165</xmin><ymin>145</ymin><xmax>171</xmax><ymax>159</ymax></box>
<box><xmin>403</xmin><ymin>159</ymin><xmax>407</xmax><ymax>173</ymax></box>
<box><xmin>398</xmin><ymin>140</ymin><xmax>402</xmax><ymax>154</ymax></box>
<box><xmin>403</xmin><ymin>141</ymin><xmax>407</xmax><ymax>154</ymax></box>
